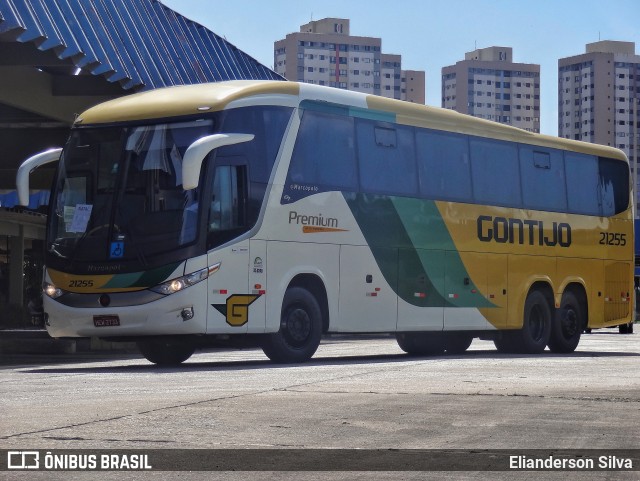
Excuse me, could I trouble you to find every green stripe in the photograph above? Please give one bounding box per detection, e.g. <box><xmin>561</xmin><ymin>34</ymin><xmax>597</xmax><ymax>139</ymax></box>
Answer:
<box><xmin>134</xmin><ymin>263</ymin><xmax>182</xmax><ymax>288</ymax></box>
<box><xmin>102</xmin><ymin>272</ymin><xmax>143</xmax><ymax>289</ymax></box>
<box><xmin>344</xmin><ymin>193</ymin><xmax>450</xmax><ymax>307</ymax></box>
<box><xmin>299</xmin><ymin>100</ymin><xmax>396</xmax><ymax>123</ymax></box>
<box><xmin>348</xmin><ymin>106</ymin><xmax>395</xmax><ymax>123</ymax></box>
<box><xmin>344</xmin><ymin>193</ymin><xmax>494</xmax><ymax>308</ymax></box>
<box><xmin>103</xmin><ymin>262</ymin><xmax>181</xmax><ymax>289</ymax></box>
<box><xmin>391</xmin><ymin>197</ymin><xmax>493</xmax><ymax>308</ymax></box>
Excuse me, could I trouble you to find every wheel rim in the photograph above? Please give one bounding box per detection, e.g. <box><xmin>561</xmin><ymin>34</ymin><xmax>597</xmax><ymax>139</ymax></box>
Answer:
<box><xmin>283</xmin><ymin>306</ymin><xmax>312</xmax><ymax>348</ymax></box>
<box><xmin>528</xmin><ymin>304</ymin><xmax>546</xmax><ymax>342</ymax></box>
<box><xmin>560</xmin><ymin>306</ymin><xmax>578</xmax><ymax>339</ymax></box>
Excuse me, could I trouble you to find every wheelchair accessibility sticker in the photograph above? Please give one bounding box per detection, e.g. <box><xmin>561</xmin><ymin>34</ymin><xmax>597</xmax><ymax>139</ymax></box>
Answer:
<box><xmin>110</xmin><ymin>241</ymin><xmax>124</xmax><ymax>259</ymax></box>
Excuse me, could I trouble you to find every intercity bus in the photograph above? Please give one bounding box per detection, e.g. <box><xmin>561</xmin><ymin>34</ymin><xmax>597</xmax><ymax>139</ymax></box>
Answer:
<box><xmin>17</xmin><ymin>80</ymin><xmax>634</xmax><ymax>364</ymax></box>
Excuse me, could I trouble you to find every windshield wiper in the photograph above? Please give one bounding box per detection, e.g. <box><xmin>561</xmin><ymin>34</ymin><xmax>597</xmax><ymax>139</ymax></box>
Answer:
<box><xmin>48</xmin><ymin>242</ymin><xmax>65</xmax><ymax>258</ymax></box>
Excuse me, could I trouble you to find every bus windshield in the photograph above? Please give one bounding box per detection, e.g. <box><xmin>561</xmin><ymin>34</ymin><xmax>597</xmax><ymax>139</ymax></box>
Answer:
<box><xmin>47</xmin><ymin>105</ymin><xmax>293</xmax><ymax>267</ymax></box>
<box><xmin>48</xmin><ymin>118</ymin><xmax>214</xmax><ymax>263</ymax></box>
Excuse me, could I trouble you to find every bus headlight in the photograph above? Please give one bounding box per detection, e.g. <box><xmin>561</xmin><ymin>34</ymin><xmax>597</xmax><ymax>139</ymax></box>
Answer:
<box><xmin>43</xmin><ymin>282</ymin><xmax>64</xmax><ymax>299</ymax></box>
<box><xmin>150</xmin><ymin>263</ymin><xmax>220</xmax><ymax>296</ymax></box>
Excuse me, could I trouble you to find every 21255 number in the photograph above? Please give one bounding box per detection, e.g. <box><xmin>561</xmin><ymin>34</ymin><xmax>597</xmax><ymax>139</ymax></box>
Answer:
<box><xmin>69</xmin><ymin>280</ymin><xmax>94</xmax><ymax>288</ymax></box>
<box><xmin>599</xmin><ymin>232</ymin><xmax>627</xmax><ymax>246</ymax></box>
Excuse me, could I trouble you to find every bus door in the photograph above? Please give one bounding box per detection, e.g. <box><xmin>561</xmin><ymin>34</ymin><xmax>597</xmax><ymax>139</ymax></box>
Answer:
<box><xmin>205</xmin><ymin>155</ymin><xmax>258</xmax><ymax>334</ymax></box>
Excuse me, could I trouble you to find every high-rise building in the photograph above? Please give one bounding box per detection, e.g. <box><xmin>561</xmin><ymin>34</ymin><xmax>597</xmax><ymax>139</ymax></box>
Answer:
<box><xmin>274</xmin><ymin>18</ymin><xmax>425</xmax><ymax>103</ymax></box>
<box><xmin>558</xmin><ymin>41</ymin><xmax>640</xmax><ymax>173</ymax></box>
<box><xmin>442</xmin><ymin>46</ymin><xmax>541</xmax><ymax>132</ymax></box>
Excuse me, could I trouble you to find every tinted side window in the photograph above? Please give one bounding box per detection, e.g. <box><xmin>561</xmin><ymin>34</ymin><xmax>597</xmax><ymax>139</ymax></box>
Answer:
<box><xmin>356</xmin><ymin>119</ymin><xmax>417</xmax><ymax>196</ymax></box>
<box><xmin>288</xmin><ymin>110</ymin><xmax>357</xmax><ymax>190</ymax></box>
<box><xmin>206</xmin><ymin>164</ymin><xmax>248</xmax><ymax>248</ymax></box>
<box><xmin>519</xmin><ymin>146</ymin><xmax>567</xmax><ymax>212</ymax></box>
<box><xmin>416</xmin><ymin>130</ymin><xmax>472</xmax><ymax>202</ymax></box>
<box><xmin>565</xmin><ymin>152</ymin><xmax>600</xmax><ymax>215</ymax></box>
<box><xmin>470</xmin><ymin>138</ymin><xmax>521</xmax><ymax>207</ymax></box>
<box><xmin>599</xmin><ymin>157</ymin><xmax>629</xmax><ymax>216</ymax></box>
<box><xmin>221</xmin><ymin>106</ymin><xmax>292</xmax><ymax>184</ymax></box>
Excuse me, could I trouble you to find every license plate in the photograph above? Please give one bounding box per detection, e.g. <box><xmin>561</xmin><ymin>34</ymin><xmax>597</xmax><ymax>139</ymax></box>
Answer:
<box><xmin>93</xmin><ymin>315</ymin><xmax>120</xmax><ymax>327</ymax></box>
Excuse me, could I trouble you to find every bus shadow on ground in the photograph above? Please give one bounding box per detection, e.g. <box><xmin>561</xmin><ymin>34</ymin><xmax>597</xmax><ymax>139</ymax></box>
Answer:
<box><xmin>19</xmin><ymin>348</ymin><xmax>640</xmax><ymax>375</ymax></box>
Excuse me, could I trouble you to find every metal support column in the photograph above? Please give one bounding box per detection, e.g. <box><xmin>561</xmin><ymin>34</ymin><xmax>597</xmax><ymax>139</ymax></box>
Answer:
<box><xmin>8</xmin><ymin>225</ymin><xmax>24</xmax><ymax>306</ymax></box>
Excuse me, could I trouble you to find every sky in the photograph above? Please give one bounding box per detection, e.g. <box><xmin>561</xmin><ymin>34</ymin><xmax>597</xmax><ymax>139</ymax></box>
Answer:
<box><xmin>161</xmin><ymin>0</ymin><xmax>640</xmax><ymax>137</ymax></box>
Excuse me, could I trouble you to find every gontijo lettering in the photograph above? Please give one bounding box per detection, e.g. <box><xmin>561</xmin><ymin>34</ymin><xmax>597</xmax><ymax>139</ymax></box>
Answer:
<box><xmin>477</xmin><ymin>215</ymin><xmax>572</xmax><ymax>247</ymax></box>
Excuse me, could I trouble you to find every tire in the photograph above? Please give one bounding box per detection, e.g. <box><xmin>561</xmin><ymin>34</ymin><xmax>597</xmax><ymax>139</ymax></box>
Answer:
<box><xmin>396</xmin><ymin>332</ymin><xmax>445</xmax><ymax>356</ymax></box>
<box><xmin>619</xmin><ymin>322</ymin><xmax>634</xmax><ymax>334</ymax></box>
<box><xmin>494</xmin><ymin>290</ymin><xmax>552</xmax><ymax>354</ymax></box>
<box><xmin>548</xmin><ymin>291</ymin><xmax>582</xmax><ymax>353</ymax></box>
<box><xmin>518</xmin><ymin>290</ymin><xmax>552</xmax><ymax>353</ymax></box>
<box><xmin>261</xmin><ymin>287</ymin><xmax>322</xmax><ymax>363</ymax></box>
<box><xmin>137</xmin><ymin>337</ymin><xmax>196</xmax><ymax>366</ymax></box>
<box><xmin>443</xmin><ymin>333</ymin><xmax>473</xmax><ymax>354</ymax></box>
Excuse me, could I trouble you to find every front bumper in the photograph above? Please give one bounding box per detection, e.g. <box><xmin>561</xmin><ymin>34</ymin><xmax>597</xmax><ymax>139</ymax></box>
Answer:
<box><xmin>44</xmin><ymin>281</ymin><xmax>208</xmax><ymax>338</ymax></box>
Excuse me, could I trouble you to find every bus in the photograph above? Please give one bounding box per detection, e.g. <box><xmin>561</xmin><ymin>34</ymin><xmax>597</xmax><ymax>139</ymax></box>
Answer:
<box><xmin>17</xmin><ymin>80</ymin><xmax>634</xmax><ymax>365</ymax></box>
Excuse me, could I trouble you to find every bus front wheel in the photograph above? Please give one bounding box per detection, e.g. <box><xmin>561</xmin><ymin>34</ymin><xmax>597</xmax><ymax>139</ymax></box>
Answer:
<box><xmin>137</xmin><ymin>337</ymin><xmax>196</xmax><ymax>366</ymax></box>
<box><xmin>548</xmin><ymin>291</ymin><xmax>582</xmax><ymax>353</ymax></box>
<box><xmin>261</xmin><ymin>287</ymin><xmax>322</xmax><ymax>363</ymax></box>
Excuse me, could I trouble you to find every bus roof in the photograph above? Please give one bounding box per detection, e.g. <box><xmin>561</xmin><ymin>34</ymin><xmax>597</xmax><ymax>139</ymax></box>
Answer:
<box><xmin>76</xmin><ymin>80</ymin><xmax>300</xmax><ymax>125</ymax></box>
<box><xmin>76</xmin><ymin>80</ymin><xmax>627</xmax><ymax>161</ymax></box>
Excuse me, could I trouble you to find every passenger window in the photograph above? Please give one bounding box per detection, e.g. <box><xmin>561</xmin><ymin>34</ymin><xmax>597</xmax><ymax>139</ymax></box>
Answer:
<box><xmin>416</xmin><ymin>130</ymin><xmax>472</xmax><ymax>202</ymax></box>
<box><xmin>470</xmin><ymin>138</ymin><xmax>521</xmax><ymax>207</ymax></box>
<box><xmin>519</xmin><ymin>146</ymin><xmax>567</xmax><ymax>212</ymax></box>
<box><xmin>357</xmin><ymin>119</ymin><xmax>417</xmax><ymax>196</ymax></box>
<box><xmin>565</xmin><ymin>153</ymin><xmax>600</xmax><ymax>215</ymax></box>
<box><xmin>599</xmin><ymin>157</ymin><xmax>629</xmax><ymax>216</ymax></box>
<box><xmin>288</xmin><ymin>110</ymin><xmax>357</xmax><ymax>191</ymax></box>
<box><xmin>221</xmin><ymin>106</ymin><xmax>292</xmax><ymax>184</ymax></box>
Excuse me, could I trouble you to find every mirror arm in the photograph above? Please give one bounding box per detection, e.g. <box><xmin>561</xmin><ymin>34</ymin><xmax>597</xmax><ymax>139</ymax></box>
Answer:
<box><xmin>16</xmin><ymin>148</ymin><xmax>63</xmax><ymax>206</ymax></box>
<box><xmin>182</xmin><ymin>133</ymin><xmax>254</xmax><ymax>190</ymax></box>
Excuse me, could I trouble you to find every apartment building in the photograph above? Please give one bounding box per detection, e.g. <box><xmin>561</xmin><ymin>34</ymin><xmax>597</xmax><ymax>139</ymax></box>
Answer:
<box><xmin>274</xmin><ymin>18</ymin><xmax>425</xmax><ymax>103</ymax></box>
<box><xmin>442</xmin><ymin>46</ymin><xmax>541</xmax><ymax>132</ymax></box>
<box><xmin>558</xmin><ymin>41</ymin><xmax>639</xmax><ymax>171</ymax></box>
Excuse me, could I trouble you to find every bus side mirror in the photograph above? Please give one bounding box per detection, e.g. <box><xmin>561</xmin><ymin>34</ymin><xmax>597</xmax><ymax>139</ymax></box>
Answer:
<box><xmin>182</xmin><ymin>133</ymin><xmax>254</xmax><ymax>190</ymax></box>
<box><xmin>16</xmin><ymin>148</ymin><xmax>63</xmax><ymax>206</ymax></box>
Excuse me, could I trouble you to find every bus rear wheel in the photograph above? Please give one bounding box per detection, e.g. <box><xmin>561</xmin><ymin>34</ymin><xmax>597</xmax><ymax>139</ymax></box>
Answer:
<box><xmin>396</xmin><ymin>332</ymin><xmax>445</xmax><ymax>356</ymax></box>
<box><xmin>548</xmin><ymin>291</ymin><xmax>582</xmax><ymax>353</ymax></box>
<box><xmin>137</xmin><ymin>337</ymin><xmax>196</xmax><ymax>366</ymax></box>
<box><xmin>619</xmin><ymin>322</ymin><xmax>634</xmax><ymax>334</ymax></box>
<box><xmin>494</xmin><ymin>290</ymin><xmax>551</xmax><ymax>354</ymax></box>
<box><xmin>261</xmin><ymin>287</ymin><xmax>322</xmax><ymax>363</ymax></box>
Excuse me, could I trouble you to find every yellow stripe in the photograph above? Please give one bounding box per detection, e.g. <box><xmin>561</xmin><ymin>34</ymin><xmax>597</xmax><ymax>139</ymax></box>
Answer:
<box><xmin>48</xmin><ymin>268</ymin><xmax>145</xmax><ymax>294</ymax></box>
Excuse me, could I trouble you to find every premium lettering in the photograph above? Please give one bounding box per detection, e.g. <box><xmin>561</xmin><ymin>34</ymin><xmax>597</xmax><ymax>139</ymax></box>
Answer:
<box><xmin>289</xmin><ymin>211</ymin><xmax>339</xmax><ymax>228</ymax></box>
<box><xmin>477</xmin><ymin>215</ymin><xmax>571</xmax><ymax>247</ymax></box>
